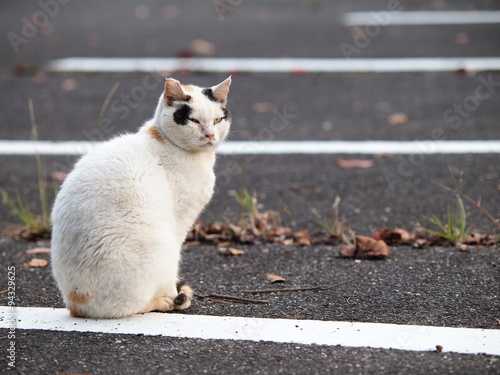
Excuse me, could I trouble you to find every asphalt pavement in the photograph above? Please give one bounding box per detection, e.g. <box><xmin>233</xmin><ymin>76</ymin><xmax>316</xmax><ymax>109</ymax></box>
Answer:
<box><xmin>0</xmin><ymin>1</ymin><xmax>499</xmax><ymax>374</ymax></box>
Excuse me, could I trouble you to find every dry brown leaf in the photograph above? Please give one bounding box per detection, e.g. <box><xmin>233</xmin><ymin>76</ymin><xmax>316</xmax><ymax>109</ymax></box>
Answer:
<box><xmin>454</xmin><ymin>32</ymin><xmax>470</xmax><ymax>45</ymax></box>
<box><xmin>355</xmin><ymin>235</ymin><xmax>390</xmax><ymax>258</ymax></box>
<box><xmin>252</xmin><ymin>102</ymin><xmax>276</xmax><ymax>113</ymax></box>
<box><xmin>339</xmin><ymin>244</ymin><xmax>356</xmax><ymax>257</ymax></box>
<box><xmin>190</xmin><ymin>39</ymin><xmax>215</xmax><ymax>55</ymax></box>
<box><xmin>372</xmin><ymin>228</ymin><xmax>411</xmax><ymax>244</ymax></box>
<box><xmin>387</xmin><ymin>112</ymin><xmax>409</xmax><ymax>125</ymax></box>
<box><xmin>26</xmin><ymin>247</ymin><xmax>51</xmax><ymax>255</ymax></box>
<box><xmin>50</xmin><ymin>171</ymin><xmax>69</xmax><ymax>182</ymax></box>
<box><xmin>293</xmin><ymin>229</ymin><xmax>309</xmax><ymax>238</ymax></box>
<box><xmin>296</xmin><ymin>237</ymin><xmax>311</xmax><ymax>246</ymax></box>
<box><xmin>412</xmin><ymin>238</ymin><xmax>428</xmax><ymax>248</ymax></box>
<box><xmin>269</xmin><ymin>226</ymin><xmax>290</xmax><ymax>237</ymax></box>
<box><xmin>336</xmin><ymin>159</ymin><xmax>374</xmax><ymax>169</ymax></box>
<box><xmin>219</xmin><ymin>247</ymin><xmax>245</xmax><ymax>255</ymax></box>
<box><xmin>293</xmin><ymin>229</ymin><xmax>311</xmax><ymax>246</ymax></box>
<box><xmin>216</xmin><ymin>241</ymin><xmax>234</xmax><ymax>248</ymax></box>
<box><xmin>266</xmin><ymin>274</ymin><xmax>287</xmax><ymax>283</ymax></box>
<box><xmin>207</xmin><ymin>223</ymin><xmax>227</xmax><ymax>234</ymax></box>
<box><xmin>463</xmin><ymin>232</ymin><xmax>488</xmax><ymax>245</ymax></box>
<box><xmin>23</xmin><ymin>258</ymin><xmax>49</xmax><ymax>268</ymax></box>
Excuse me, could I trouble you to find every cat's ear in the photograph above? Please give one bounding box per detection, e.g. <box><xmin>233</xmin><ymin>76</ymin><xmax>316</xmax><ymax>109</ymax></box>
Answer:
<box><xmin>164</xmin><ymin>78</ymin><xmax>190</xmax><ymax>106</ymax></box>
<box><xmin>211</xmin><ymin>76</ymin><xmax>232</xmax><ymax>103</ymax></box>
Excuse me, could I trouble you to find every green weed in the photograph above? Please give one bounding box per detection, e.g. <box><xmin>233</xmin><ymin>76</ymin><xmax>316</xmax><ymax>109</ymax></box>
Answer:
<box><xmin>0</xmin><ymin>99</ymin><xmax>55</xmax><ymax>238</ymax></box>
<box><xmin>312</xmin><ymin>196</ymin><xmax>354</xmax><ymax>244</ymax></box>
<box><xmin>422</xmin><ymin>169</ymin><xmax>468</xmax><ymax>243</ymax></box>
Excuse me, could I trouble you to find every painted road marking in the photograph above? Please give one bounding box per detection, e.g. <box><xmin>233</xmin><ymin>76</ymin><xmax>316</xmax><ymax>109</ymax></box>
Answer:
<box><xmin>0</xmin><ymin>140</ymin><xmax>499</xmax><ymax>156</ymax></box>
<box><xmin>45</xmin><ymin>57</ymin><xmax>500</xmax><ymax>74</ymax></box>
<box><xmin>1</xmin><ymin>306</ymin><xmax>499</xmax><ymax>356</ymax></box>
<box><xmin>342</xmin><ymin>11</ymin><xmax>500</xmax><ymax>26</ymax></box>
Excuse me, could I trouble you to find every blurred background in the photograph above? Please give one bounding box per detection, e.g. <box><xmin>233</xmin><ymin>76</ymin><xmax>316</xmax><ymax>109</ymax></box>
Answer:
<box><xmin>0</xmin><ymin>0</ymin><xmax>499</xmax><ymax>234</ymax></box>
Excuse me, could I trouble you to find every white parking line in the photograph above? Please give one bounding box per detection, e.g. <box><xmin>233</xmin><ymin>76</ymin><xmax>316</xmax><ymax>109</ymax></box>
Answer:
<box><xmin>45</xmin><ymin>57</ymin><xmax>500</xmax><ymax>74</ymax></box>
<box><xmin>0</xmin><ymin>140</ymin><xmax>499</xmax><ymax>156</ymax></box>
<box><xmin>342</xmin><ymin>11</ymin><xmax>500</xmax><ymax>26</ymax></box>
<box><xmin>1</xmin><ymin>306</ymin><xmax>499</xmax><ymax>355</ymax></box>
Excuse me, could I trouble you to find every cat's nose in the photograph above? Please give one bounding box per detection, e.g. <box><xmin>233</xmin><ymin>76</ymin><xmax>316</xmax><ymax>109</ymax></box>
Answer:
<box><xmin>202</xmin><ymin>132</ymin><xmax>216</xmax><ymax>141</ymax></box>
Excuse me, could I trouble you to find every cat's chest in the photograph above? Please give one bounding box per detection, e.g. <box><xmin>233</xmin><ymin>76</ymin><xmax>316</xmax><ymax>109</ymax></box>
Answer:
<box><xmin>162</xmin><ymin>153</ymin><xmax>215</xmax><ymax>218</ymax></box>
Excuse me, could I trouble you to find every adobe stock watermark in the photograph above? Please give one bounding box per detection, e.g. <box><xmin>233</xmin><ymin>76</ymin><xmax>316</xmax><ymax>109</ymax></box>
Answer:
<box><xmin>215</xmin><ymin>102</ymin><xmax>297</xmax><ymax>193</ymax></box>
<box><xmin>50</xmin><ymin>71</ymin><xmax>166</xmax><ymax>173</ymax></box>
<box><xmin>340</xmin><ymin>0</ymin><xmax>402</xmax><ymax>58</ymax></box>
<box><xmin>7</xmin><ymin>0</ymin><xmax>71</xmax><ymax>54</ymax></box>
<box><xmin>82</xmin><ymin>72</ymin><xmax>166</xmax><ymax>142</ymax></box>
<box><xmin>6</xmin><ymin>266</ymin><xmax>17</xmax><ymax>369</ymax></box>
<box><xmin>382</xmin><ymin>74</ymin><xmax>500</xmax><ymax>190</ymax></box>
<box><xmin>212</xmin><ymin>0</ymin><xmax>243</xmax><ymax>21</ymax></box>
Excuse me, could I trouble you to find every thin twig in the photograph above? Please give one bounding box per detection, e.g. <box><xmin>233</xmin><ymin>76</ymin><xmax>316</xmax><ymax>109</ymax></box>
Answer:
<box><xmin>245</xmin><ymin>286</ymin><xmax>322</xmax><ymax>293</ymax></box>
<box><xmin>208</xmin><ymin>293</ymin><xmax>270</xmax><ymax>304</ymax></box>
<box><xmin>293</xmin><ymin>308</ymin><xmax>309</xmax><ymax>318</ymax></box>
<box><xmin>195</xmin><ymin>293</ymin><xmax>228</xmax><ymax>304</ymax></box>
<box><xmin>244</xmin><ymin>278</ymin><xmax>356</xmax><ymax>294</ymax></box>
<box><xmin>95</xmin><ymin>81</ymin><xmax>121</xmax><ymax>140</ymax></box>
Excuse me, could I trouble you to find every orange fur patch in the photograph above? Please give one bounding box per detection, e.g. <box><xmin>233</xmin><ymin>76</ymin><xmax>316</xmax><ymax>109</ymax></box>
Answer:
<box><xmin>68</xmin><ymin>305</ymin><xmax>86</xmax><ymax>318</ymax></box>
<box><xmin>68</xmin><ymin>290</ymin><xmax>92</xmax><ymax>305</ymax></box>
<box><xmin>146</xmin><ymin>126</ymin><xmax>164</xmax><ymax>143</ymax></box>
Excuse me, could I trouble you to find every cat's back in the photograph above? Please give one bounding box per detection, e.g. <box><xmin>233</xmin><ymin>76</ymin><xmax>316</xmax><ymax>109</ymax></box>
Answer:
<box><xmin>70</xmin><ymin>133</ymin><xmax>152</xmax><ymax>182</ymax></box>
<box><xmin>52</xmin><ymin>133</ymin><xmax>170</xmax><ymax>232</ymax></box>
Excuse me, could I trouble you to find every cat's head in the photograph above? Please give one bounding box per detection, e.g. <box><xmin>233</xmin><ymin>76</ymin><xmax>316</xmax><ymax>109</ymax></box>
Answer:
<box><xmin>157</xmin><ymin>77</ymin><xmax>232</xmax><ymax>152</ymax></box>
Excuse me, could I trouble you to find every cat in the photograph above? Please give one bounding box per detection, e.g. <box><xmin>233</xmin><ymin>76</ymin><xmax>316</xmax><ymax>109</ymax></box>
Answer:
<box><xmin>51</xmin><ymin>76</ymin><xmax>232</xmax><ymax>319</ymax></box>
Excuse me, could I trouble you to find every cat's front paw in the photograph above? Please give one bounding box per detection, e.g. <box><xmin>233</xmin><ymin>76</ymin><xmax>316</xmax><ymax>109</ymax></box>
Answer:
<box><xmin>141</xmin><ymin>296</ymin><xmax>175</xmax><ymax>313</ymax></box>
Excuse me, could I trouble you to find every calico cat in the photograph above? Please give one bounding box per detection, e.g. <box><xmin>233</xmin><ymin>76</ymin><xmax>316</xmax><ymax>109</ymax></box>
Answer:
<box><xmin>51</xmin><ymin>77</ymin><xmax>232</xmax><ymax>319</ymax></box>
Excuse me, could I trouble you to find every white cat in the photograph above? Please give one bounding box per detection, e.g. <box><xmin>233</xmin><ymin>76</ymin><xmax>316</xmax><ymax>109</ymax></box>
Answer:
<box><xmin>51</xmin><ymin>77</ymin><xmax>232</xmax><ymax>319</ymax></box>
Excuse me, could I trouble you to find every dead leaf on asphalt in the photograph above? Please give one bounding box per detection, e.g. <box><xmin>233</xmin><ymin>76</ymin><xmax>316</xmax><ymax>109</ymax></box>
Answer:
<box><xmin>252</xmin><ymin>102</ymin><xmax>276</xmax><ymax>113</ymax></box>
<box><xmin>26</xmin><ymin>247</ymin><xmax>51</xmax><ymax>255</ymax></box>
<box><xmin>218</xmin><ymin>247</ymin><xmax>245</xmax><ymax>255</ymax></box>
<box><xmin>266</xmin><ymin>274</ymin><xmax>287</xmax><ymax>283</ymax></box>
<box><xmin>293</xmin><ymin>229</ymin><xmax>311</xmax><ymax>246</ymax></box>
<box><xmin>355</xmin><ymin>235</ymin><xmax>390</xmax><ymax>258</ymax></box>
<box><xmin>23</xmin><ymin>258</ymin><xmax>49</xmax><ymax>268</ymax></box>
<box><xmin>373</xmin><ymin>228</ymin><xmax>411</xmax><ymax>244</ymax></box>
<box><xmin>412</xmin><ymin>238</ymin><xmax>428</xmax><ymax>248</ymax></box>
<box><xmin>339</xmin><ymin>244</ymin><xmax>356</xmax><ymax>257</ymax></box>
<box><xmin>50</xmin><ymin>171</ymin><xmax>69</xmax><ymax>182</ymax></box>
<box><xmin>387</xmin><ymin>112</ymin><xmax>409</xmax><ymax>125</ymax></box>
<box><xmin>340</xmin><ymin>236</ymin><xmax>390</xmax><ymax>259</ymax></box>
<box><xmin>189</xmin><ymin>39</ymin><xmax>215</xmax><ymax>55</ymax></box>
<box><xmin>336</xmin><ymin>159</ymin><xmax>374</xmax><ymax>169</ymax></box>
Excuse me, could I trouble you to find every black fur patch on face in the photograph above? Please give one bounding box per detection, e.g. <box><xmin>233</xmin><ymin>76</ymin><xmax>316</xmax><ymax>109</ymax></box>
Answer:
<box><xmin>173</xmin><ymin>104</ymin><xmax>192</xmax><ymax>125</ymax></box>
<box><xmin>222</xmin><ymin>107</ymin><xmax>232</xmax><ymax>120</ymax></box>
<box><xmin>202</xmin><ymin>88</ymin><xmax>220</xmax><ymax>103</ymax></box>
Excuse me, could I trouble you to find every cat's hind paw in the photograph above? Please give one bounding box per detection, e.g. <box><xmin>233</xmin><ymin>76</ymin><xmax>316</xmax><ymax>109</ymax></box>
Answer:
<box><xmin>174</xmin><ymin>282</ymin><xmax>194</xmax><ymax>310</ymax></box>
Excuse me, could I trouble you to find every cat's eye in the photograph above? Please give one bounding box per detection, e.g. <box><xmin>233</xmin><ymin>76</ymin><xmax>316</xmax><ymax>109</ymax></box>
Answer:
<box><xmin>213</xmin><ymin>117</ymin><xmax>222</xmax><ymax>124</ymax></box>
<box><xmin>188</xmin><ymin>118</ymin><xmax>200</xmax><ymax>124</ymax></box>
